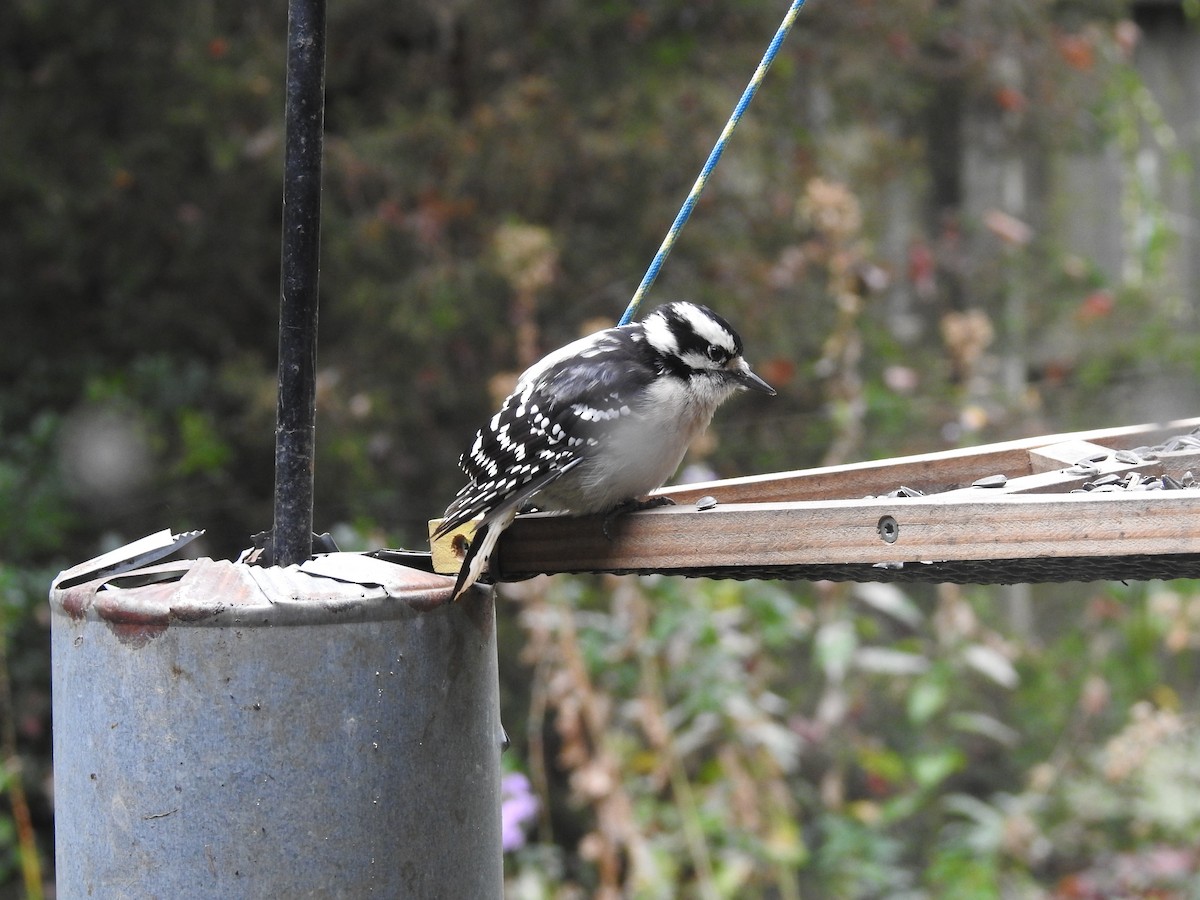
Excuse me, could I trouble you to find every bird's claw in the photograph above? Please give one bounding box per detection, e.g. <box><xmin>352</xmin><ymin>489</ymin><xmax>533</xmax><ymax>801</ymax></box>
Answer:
<box><xmin>602</xmin><ymin>496</ymin><xmax>676</xmax><ymax>541</ymax></box>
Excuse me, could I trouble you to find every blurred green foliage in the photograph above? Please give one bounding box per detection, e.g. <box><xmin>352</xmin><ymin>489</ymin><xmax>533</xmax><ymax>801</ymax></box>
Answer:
<box><xmin>3</xmin><ymin>0</ymin><xmax>1200</xmax><ymax>895</ymax></box>
<box><xmin>503</xmin><ymin>576</ymin><xmax>1200</xmax><ymax>898</ymax></box>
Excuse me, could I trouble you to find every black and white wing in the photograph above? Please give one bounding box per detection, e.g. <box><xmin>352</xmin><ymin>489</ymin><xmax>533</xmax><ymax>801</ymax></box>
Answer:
<box><xmin>432</xmin><ymin>327</ymin><xmax>655</xmax><ymax>539</ymax></box>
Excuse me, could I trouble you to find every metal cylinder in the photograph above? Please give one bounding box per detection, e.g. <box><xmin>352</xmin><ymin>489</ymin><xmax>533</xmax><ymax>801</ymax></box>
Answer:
<box><xmin>50</xmin><ymin>553</ymin><xmax>502</xmax><ymax>899</ymax></box>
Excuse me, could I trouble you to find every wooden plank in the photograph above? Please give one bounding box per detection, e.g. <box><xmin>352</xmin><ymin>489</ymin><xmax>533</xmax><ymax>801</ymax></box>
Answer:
<box><xmin>493</xmin><ymin>491</ymin><xmax>1200</xmax><ymax>577</ymax></box>
<box><xmin>655</xmin><ymin>417</ymin><xmax>1200</xmax><ymax>505</ymax></box>
<box><xmin>943</xmin><ymin>442</ymin><xmax>1159</xmax><ymax>496</ymax></box>
<box><xmin>1159</xmin><ymin>450</ymin><xmax>1200</xmax><ymax>481</ymax></box>
<box><xmin>428</xmin><ymin>520</ymin><xmax>477</xmax><ymax>576</ymax></box>
<box><xmin>1027</xmin><ymin>440</ymin><xmax>1113</xmax><ymax>473</ymax></box>
<box><xmin>428</xmin><ymin>419</ymin><xmax>1200</xmax><ymax>576</ymax></box>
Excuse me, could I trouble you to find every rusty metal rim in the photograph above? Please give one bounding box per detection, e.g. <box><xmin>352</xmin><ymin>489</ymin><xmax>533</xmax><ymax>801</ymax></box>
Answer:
<box><xmin>51</xmin><ymin>554</ymin><xmax>460</xmax><ymax>631</ymax></box>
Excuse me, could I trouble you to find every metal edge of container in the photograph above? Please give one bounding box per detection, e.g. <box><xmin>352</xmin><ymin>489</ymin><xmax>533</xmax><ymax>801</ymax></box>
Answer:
<box><xmin>50</xmin><ymin>552</ymin><xmax>467</xmax><ymax>645</ymax></box>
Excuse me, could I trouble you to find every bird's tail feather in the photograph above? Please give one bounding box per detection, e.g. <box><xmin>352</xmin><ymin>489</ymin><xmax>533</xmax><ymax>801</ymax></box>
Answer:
<box><xmin>449</xmin><ymin>519</ymin><xmax>504</xmax><ymax>601</ymax></box>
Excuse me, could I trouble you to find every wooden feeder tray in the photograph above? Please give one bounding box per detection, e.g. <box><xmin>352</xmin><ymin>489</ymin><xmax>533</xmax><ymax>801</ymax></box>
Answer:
<box><xmin>430</xmin><ymin>418</ymin><xmax>1200</xmax><ymax>585</ymax></box>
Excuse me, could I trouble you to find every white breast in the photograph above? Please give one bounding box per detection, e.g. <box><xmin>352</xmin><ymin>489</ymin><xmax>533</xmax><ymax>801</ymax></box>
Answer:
<box><xmin>533</xmin><ymin>376</ymin><xmax>735</xmax><ymax>515</ymax></box>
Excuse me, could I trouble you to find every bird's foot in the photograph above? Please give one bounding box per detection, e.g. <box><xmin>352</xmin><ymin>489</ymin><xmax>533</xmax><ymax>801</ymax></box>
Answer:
<box><xmin>601</xmin><ymin>496</ymin><xmax>676</xmax><ymax>541</ymax></box>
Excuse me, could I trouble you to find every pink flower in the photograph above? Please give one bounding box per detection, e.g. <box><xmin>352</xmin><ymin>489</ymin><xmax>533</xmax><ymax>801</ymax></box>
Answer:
<box><xmin>501</xmin><ymin>772</ymin><xmax>539</xmax><ymax>852</ymax></box>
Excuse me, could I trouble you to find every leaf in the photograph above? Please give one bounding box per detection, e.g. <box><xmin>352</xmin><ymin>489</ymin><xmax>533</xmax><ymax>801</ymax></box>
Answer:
<box><xmin>816</xmin><ymin>619</ymin><xmax>858</xmax><ymax>682</ymax></box>
<box><xmin>852</xmin><ymin>583</ymin><xmax>924</xmax><ymax>628</ymax></box>
<box><xmin>176</xmin><ymin>408</ymin><xmax>232</xmax><ymax>475</ymax></box>
<box><xmin>942</xmin><ymin>793</ymin><xmax>1006</xmax><ymax>828</ymax></box>
<box><xmin>962</xmin><ymin>644</ymin><xmax>1019</xmax><ymax>689</ymax></box>
<box><xmin>853</xmin><ymin>647</ymin><xmax>931</xmax><ymax>676</ymax></box>
<box><xmin>912</xmin><ymin>749</ymin><xmax>965</xmax><ymax>790</ymax></box>
<box><xmin>947</xmin><ymin>712</ymin><xmax>1020</xmax><ymax>747</ymax></box>
<box><xmin>907</xmin><ymin>676</ymin><xmax>948</xmax><ymax>725</ymax></box>
<box><xmin>858</xmin><ymin>746</ymin><xmax>907</xmax><ymax>784</ymax></box>
<box><xmin>763</xmin><ymin>815</ymin><xmax>808</xmax><ymax>867</ymax></box>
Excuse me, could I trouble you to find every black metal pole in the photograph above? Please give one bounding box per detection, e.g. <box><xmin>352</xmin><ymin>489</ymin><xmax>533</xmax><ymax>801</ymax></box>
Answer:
<box><xmin>273</xmin><ymin>0</ymin><xmax>327</xmax><ymax>566</ymax></box>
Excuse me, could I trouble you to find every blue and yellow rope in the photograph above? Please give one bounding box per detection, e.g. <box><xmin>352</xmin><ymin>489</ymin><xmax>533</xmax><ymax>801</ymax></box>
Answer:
<box><xmin>619</xmin><ymin>0</ymin><xmax>808</xmax><ymax>326</ymax></box>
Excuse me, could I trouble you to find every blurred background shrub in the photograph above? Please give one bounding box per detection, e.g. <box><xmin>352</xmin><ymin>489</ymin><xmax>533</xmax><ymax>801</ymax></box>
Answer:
<box><xmin>3</xmin><ymin>0</ymin><xmax>1199</xmax><ymax>895</ymax></box>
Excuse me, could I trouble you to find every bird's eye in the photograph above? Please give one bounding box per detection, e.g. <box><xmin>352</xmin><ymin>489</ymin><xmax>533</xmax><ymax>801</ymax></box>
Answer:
<box><xmin>706</xmin><ymin>345</ymin><xmax>726</xmax><ymax>363</ymax></box>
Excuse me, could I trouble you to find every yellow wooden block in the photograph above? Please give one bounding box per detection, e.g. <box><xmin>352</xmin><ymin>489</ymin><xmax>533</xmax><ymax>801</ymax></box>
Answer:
<box><xmin>428</xmin><ymin>519</ymin><xmax>478</xmax><ymax>575</ymax></box>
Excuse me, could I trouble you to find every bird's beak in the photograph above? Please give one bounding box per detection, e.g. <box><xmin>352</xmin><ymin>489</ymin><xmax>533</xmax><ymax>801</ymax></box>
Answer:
<box><xmin>732</xmin><ymin>358</ymin><xmax>776</xmax><ymax>395</ymax></box>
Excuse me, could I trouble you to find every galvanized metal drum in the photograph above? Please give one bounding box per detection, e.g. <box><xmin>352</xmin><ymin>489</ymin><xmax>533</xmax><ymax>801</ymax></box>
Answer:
<box><xmin>50</xmin><ymin>544</ymin><xmax>502</xmax><ymax>899</ymax></box>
